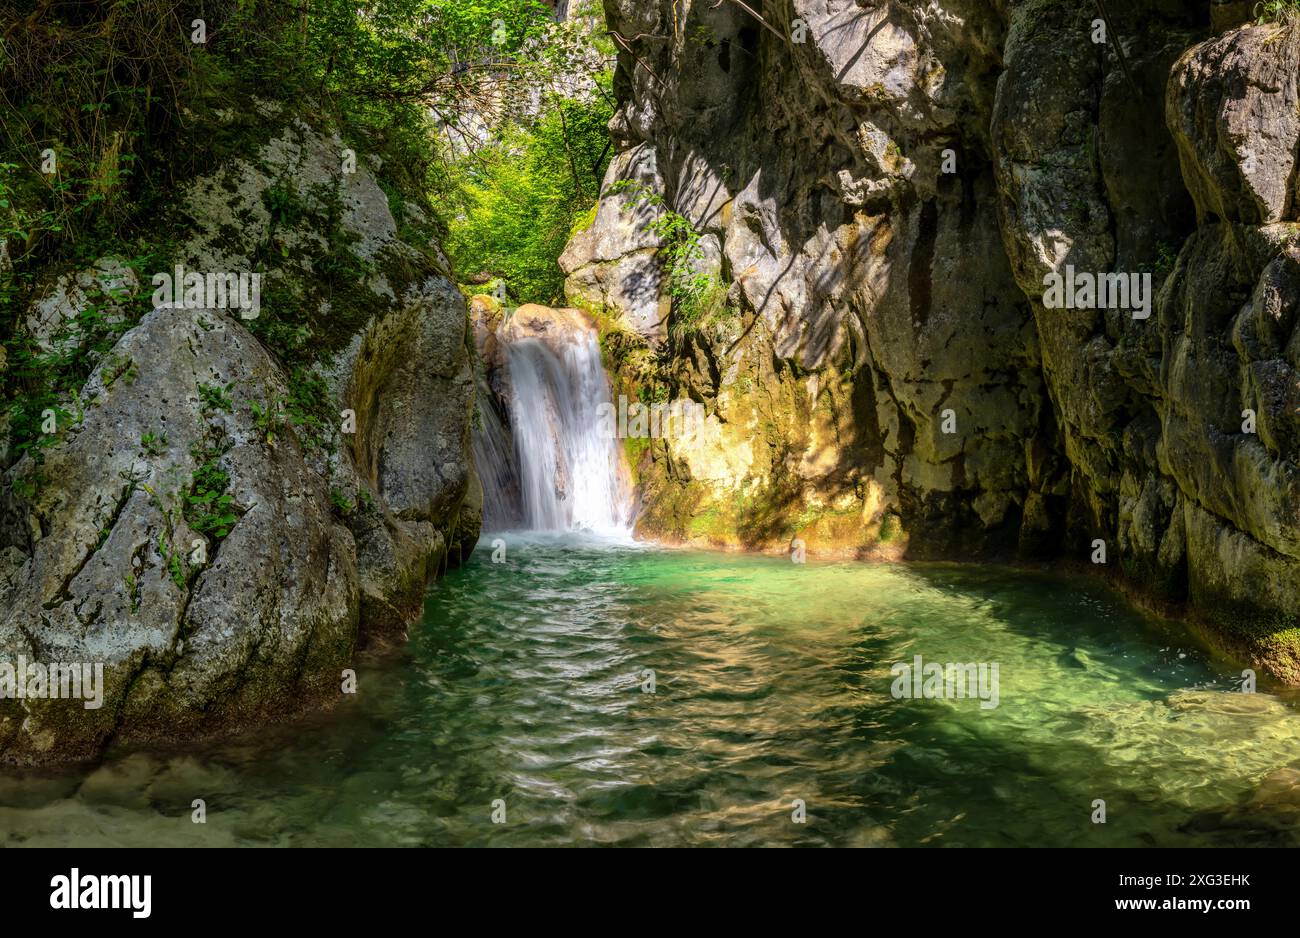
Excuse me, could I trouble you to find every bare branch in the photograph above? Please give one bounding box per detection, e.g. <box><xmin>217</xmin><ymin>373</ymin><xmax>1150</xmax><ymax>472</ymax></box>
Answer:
<box><xmin>711</xmin><ymin>0</ymin><xmax>788</xmax><ymax>41</ymax></box>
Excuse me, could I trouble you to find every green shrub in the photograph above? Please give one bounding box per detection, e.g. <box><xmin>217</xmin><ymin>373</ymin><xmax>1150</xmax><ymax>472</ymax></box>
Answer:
<box><xmin>1255</xmin><ymin>1</ymin><xmax>1300</xmax><ymax>25</ymax></box>
<box><xmin>186</xmin><ymin>443</ymin><xmax>237</xmax><ymax>540</ymax></box>
<box><xmin>1</xmin><ymin>0</ymin><xmax>571</xmax><ymax>455</ymax></box>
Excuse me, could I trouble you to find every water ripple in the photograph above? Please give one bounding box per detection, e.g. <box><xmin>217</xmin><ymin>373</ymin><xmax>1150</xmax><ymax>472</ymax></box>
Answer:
<box><xmin>3</xmin><ymin>540</ymin><xmax>1300</xmax><ymax>846</ymax></box>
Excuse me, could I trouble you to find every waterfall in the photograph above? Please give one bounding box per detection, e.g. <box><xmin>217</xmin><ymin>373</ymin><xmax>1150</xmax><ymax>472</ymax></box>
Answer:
<box><xmin>471</xmin><ymin>305</ymin><xmax>632</xmax><ymax>536</ymax></box>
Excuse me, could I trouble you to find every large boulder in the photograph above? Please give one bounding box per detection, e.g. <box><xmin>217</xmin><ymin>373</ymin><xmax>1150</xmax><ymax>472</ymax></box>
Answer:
<box><xmin>560</xmin><ymin>144</ymin><xmax>671</xmax><ymax>344</ymax></box>
<box><xmin>1167</xmin><ymin>24</ymin><xmax>1300</xmax><ymax>225</ymax></box>
<box><xmin>0</xmin><ymin>116</ymin><xmax>477</xmax><ymax>762</ymax></box>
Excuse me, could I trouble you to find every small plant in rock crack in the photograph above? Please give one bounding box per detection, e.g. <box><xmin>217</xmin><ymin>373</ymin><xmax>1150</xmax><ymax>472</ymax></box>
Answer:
<box><xmin>11</xmin><ymin>473</ymin><xmax>40</xmax><ymax>500</ymax></box>
<box><xmin>140</xmin><ymin>430</ymin><xmax>168</xmax><ymax>456</ymax></box>
<box><xmin>185</xmin><ymin>442</ymin><xmax>237</xmax><ymax>540</ymax></box>
<box><xmin>141</xmin><ymin>481</ymin><xmax>190</xmax><ymax>589</ymax></box>
<box><xmin>285</xmin><ymin>367</ymin><xmax>333</xmax><ymax>450</ymax></box>
<box><xmin>198</xmin><ymin>381</ymin><xmax>234</xmax><ymax>414</ymax></box>
<box><xmin>1152</xmin><ymin>241</ymin><xmax>1179</xmax><ymax>280</ymax></box>
<box><xmin>264</xmin><ymin>181</ymin><xmax>304</xmax><ymax>226</ymax></box>
<box><xmin>329</xmin><ymin>487</ymin><xmax>355</xmax><ymax>515</ymax></box>
<box><xmin>250</xmin><ymin>397</ymin><xmax>287</xmax><ymax>444</ymax></box>
<box><xmin>161</xmin><ymin>541</ymin><xmax>187</xmax><ymax>588</ymax></box>
<box><xmin>123</xmin><ymin>570</ymin><xmax>140</xmax><ymax>613</ymax></box>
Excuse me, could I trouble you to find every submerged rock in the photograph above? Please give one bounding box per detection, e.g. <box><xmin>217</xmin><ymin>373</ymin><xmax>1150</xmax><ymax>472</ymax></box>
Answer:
<box><xmin>1181</xmin><ymin>762</ymin><xmax>1300</xmax><ymax>844</ymax></box>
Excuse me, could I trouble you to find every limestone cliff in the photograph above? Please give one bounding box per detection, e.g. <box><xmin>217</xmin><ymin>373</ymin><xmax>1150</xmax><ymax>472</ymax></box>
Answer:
<box><xmin>565</xmin><ymin>1</ymin><xmax>1300</xmax><ymax>678</ymax></box>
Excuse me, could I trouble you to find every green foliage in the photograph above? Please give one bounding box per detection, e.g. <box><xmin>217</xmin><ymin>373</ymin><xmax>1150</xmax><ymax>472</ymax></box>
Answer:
<box><xmin>568</xmin><ymin>202</ymin><xmax>599</xmax><ymax>240</ymax></box>
<box><xmin>1254</xmin><ymin>0</ymin><xmax>1300</xmax><ymax>25</ymax></box>
<box><xmin>0</xmin><ymin>0</ymin><xmax>565</xmax><ymax>357</ymax></box>
<box><xmin>284</xmin><ymin>367</ymin><xmax>334</xmax><ymax>451</ymax></box>
<box><xmin>198</xmin><ymin>382</ymin><xmax>234</xmax><ymax>414</ymax></box>
<box><xmin>263</xmin><ymin>182</ymin><xmax>308</xmax><ymax>229</ymax></box>
<box><xmin>141</xmin><ymin>481</ymin><xmax>189</xmax><ymax>589</ymax></box>
<box><xmin>622</xmin><ymin>434</ymin><xmax>651</xmax><ymax>478</ymax></box>
<box><xmin>186</xmin><ymin>442</ymin><xmax>237</xmax><ymax>540</ymax></box>
<box><xmin>0</xmin><ymin>0</ymin><xmax>618</xmax><ymax>473</ymax></box>
<box><xmin>1</xmin><ymin>247</ymin><xmax>155</xmax><ymax>460</ymax></box>
<box><xmin>1153</xmin><ymin>242</ymin><xmax>1179</xmax><ymax>280</ymax></box>
<box><xmin>638</xmin><ymin>383</ymin><xmax>670</xmax><ymax>406</ymax></box>
<box><xmin>248</xmin><ymin>175</ymin><xmax>382</xmax><ymax>368</ymax></box>
<box><xmin>329</xmin><ymin>487</ymin><xmax>355</xmax><ymax>515</ymax></box>
<box><xmin>141</xmin><ymin>430</ymin><xmax>168</xmax><ymax>456</ymax></box>
<box><xmin>161</xmin><ymin>542</ymin><xmax>188</xmax><ymax>590</ymax></box>
<box><xmin>245</xmin><ymin>281</ymin><xmax>315</xmax><ymax>365</ymax></box>
<box><xmin>0</xmin><ymin>3</ymin><xmax>197</xmax><ymax>254</ymax></box>
<box><xmin>314</xmin><ymin>238</ymin><xmax>373</xmax><ymax>284</ymax></box>
<box><xmin>249</xmin><ymin>376</ymin><xmax>330</xmax><ymax>450</ymax></box>
<box><xmin>0</xmin><ymin>0</ymin><xmax>555</xmax><ymax>256</ymax></box>
<box><xmin>250</xmin><ymin>397</ymin><xmax>287</xmax><ymax>444</ymax></box>
<box><xmin>436</xmin><ymin>0</ymin><xmax>614</xmax><ymax>302</ymax></box>
<box><xmin>444</xmin><ymin>91</ymin><xmax>614</xmax><ymax>304</ymax></box>
<box><xmin>12</xmin><ymin>473</ymin><xmax>40</xmax><ymax>500</ymax></box>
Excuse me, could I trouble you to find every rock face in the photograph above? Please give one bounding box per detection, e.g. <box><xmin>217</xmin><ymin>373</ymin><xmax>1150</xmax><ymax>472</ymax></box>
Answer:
<box><xmin>560</xmin><ymin>145</ymin><xmax>673</xmax><ymax>343</ymax></box>
<box><xmin>569</xmin><ymin>1</ymin><xmax>1300</xmax><ymax>677</ymax></box>
<box><xmin>0</xmin><ymin>115</ymin><xmax>478</xmax><ymax>762</ymax></box>
<box><xmin>500</xmin><ymin>303</ymin><xmax>602</xmax><ymax>352</ymax></box>
<box><xmin>570</xmin><ymin>0</ymin><xmax>1057</xmax><ymax>560</ymax></box>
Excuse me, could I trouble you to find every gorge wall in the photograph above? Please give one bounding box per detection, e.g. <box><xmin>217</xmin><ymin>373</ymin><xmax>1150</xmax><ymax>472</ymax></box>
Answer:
<box><xmin>563</xmin><ymin>0</ymin><xmax>1300</xmax><ymax>679</ymax></box>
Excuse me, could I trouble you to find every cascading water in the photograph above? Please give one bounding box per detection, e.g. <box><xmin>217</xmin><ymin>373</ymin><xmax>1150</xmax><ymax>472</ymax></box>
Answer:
<box><xmin>471</xmin><ymin>305</ymin><xmax>632</xmax><ymax>536</ymax></box>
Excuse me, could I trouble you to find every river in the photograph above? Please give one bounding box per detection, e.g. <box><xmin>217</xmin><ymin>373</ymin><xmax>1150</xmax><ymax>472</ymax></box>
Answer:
<box><xmin>3</xmin><ymin>534</ymin><xmax>1297</xmax><ymax>847</ymax></box>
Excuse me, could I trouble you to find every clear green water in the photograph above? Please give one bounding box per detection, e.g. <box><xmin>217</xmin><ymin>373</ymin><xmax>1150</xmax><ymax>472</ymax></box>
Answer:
<box><xmin>4</xmin><ymin>535</ymin><xmax>1300</xmax><ymax>847</ymax></box>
